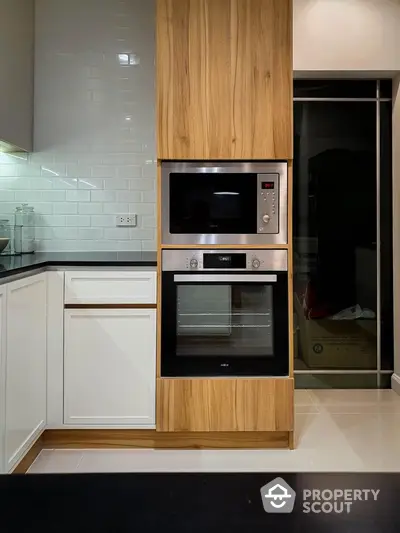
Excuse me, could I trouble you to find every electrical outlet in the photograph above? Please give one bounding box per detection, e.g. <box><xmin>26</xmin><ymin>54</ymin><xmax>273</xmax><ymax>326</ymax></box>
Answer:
<box><xmin>116</xmin><ymin>214</ymin><xmax>137</xmax><ymax>227</ymax></box>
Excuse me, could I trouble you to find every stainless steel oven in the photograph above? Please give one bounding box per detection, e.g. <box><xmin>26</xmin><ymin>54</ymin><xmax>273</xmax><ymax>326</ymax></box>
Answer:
<box><xmin>161</xmin><ymin>249</ymin><xmax>289</xmax><ymax>377</ymax></box>
<box><xmin>161</xmin><ymin>161</ymin><xmax>288</xmax><ymax>245</ymax></box>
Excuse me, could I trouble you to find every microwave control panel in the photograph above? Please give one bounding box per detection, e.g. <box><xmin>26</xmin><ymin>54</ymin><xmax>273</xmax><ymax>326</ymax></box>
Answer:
<box><xmin>257</xmin><ymin>173</ymin><xmax>279</xmax><ymax>234</ymax></box>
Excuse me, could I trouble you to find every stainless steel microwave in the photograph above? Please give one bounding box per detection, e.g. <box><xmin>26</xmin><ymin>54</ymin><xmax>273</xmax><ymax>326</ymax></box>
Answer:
<box><xmin>161</xmin><ymin>161</ymin><xmax>288</xmax><ymax>246</ymax></box>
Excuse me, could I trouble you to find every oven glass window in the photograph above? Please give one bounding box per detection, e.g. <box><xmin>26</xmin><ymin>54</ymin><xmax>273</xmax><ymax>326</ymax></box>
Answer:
<box><xmin>169</xmin><ymin>173</ymin><xmax>257</xmax><ymax>234</ymax></box>
<box><xmin>176</xmin><ymin>284</ymin><xmax>273</xmax><ymax>357</ymax></box>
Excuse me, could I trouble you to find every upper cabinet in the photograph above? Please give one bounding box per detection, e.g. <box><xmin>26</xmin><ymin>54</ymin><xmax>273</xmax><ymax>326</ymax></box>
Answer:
<box><xmin>0</xmin><ymin>0</ymin><xmax>34</xmax><ymax>152</ymax></box>
<box><xmin>157</xmin><ymin>0</ymin><xmax>293</xmax><ymax>160</ymax></box>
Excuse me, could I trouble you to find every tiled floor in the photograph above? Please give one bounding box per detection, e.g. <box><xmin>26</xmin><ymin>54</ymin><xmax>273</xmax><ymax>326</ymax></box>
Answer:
<box><xmin>28</xmin><ymin>389</ymin><xmax>400</xmax><ymax>473</ymax></box>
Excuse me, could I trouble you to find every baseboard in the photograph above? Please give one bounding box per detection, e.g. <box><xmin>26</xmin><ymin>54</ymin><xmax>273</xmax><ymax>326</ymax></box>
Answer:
<box><xmin>42</xmin><ymin>429</ymin><xmax>291</xmax><ymax>450</ymax></box>
<box><xmin>392</xmin><ymin>373</ymin><xmax>400</xmax><ymax>396</ymax></box>
<box><xmin>12</xmin><ymin>436</ymin><xmax>44</xmax><ymax>474</ymax></box>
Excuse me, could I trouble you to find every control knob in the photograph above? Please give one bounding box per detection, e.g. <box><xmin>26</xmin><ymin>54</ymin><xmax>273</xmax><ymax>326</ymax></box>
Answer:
<box><xmin>262</xmin><ymin>214</ymin><xmax>271</xmax><ymax>224</ymax></box>
<box><xmin>252</xmin><ymin>258</ymin><xmax>261</xmax><ymax>269</ymax></box>
<box><xmin>189</xmin><ymin>258</ymin><xmax>199</xmax><ymax>269</ymax></box>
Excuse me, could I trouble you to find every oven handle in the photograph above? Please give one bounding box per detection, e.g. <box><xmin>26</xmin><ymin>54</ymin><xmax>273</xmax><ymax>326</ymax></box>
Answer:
<box><xmin>173</xmin><ymin>274</ymin><xmax>277</xmax><ymax>283</ymax></box>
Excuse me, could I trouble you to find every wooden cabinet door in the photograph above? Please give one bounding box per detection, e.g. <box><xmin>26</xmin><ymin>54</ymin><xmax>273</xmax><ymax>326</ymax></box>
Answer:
<box><xmin>157</xmin><ymin>0</ymin><xmax>293</xmax><ymax>160</ymax></box>
<box><xmin>5</xmin><ymin>274</ymin><xmax>47</xmax><ymax>472</ymax></box>
<box><xmin>64</xmin><ymin>309</ymin><xmax>156</xmax><ymax>427</ymax></box>
<box><xmin>157</xmin><ymin>378</ymin><xmax>294</xmax><ymax>432</ymax></box>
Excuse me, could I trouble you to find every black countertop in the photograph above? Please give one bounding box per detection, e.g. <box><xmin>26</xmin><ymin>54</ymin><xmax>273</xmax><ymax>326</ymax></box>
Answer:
<box><xmin>0</xmin><ymin>252</ymin><xmax>157</xmax><ymax>280</ymax></box>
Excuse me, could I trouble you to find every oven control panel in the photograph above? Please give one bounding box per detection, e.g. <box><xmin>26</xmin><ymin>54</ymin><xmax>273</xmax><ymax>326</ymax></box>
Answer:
<box><xmin>257</xmin><ymin>173</ymin><xmax>279</xmax><ymax>234</ymax></box>
<box><xmin>163</xmin><ymin>249</ymin><xmax>288</xmax><ymax>272</ymax></box>
<box><xmin>176</xmin><ymin>250</ymin><xmax>287</xmax><ymax>271</ymax></box>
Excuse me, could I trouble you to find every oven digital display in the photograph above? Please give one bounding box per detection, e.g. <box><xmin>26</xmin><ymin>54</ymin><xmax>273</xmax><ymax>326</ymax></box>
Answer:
<box><xmin>261</xmin><ymin>181</ymin><xmax>275</xmax><ymax>190</ymax></box>
<box><xmin>203</xmin><ymin>253</ymin><xmax>247</xmax><ymax>269</ymax></box>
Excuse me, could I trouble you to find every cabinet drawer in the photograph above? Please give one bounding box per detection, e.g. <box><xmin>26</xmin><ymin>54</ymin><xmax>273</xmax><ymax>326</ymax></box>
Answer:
<box><xmin>64</xmin><ymin>271</ymin><xmax>156</xmax><ymax>304</ymax></box>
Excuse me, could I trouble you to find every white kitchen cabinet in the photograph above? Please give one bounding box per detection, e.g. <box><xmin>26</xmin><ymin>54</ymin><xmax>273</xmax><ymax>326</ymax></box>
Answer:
<box><xmin>64</xmin><ymin>270</ymin><xmax>156</xmax><ymax>305</ymax></box>
<box><xmin>0</xmin><ymin>285</ymin><xmax>7</xmax><ymax>473</ymax></box>
<box><xmin>64</xmin><ymin>308</ymin><xmax>156</xmax><ymax>426</ymax></box>
<box><xmin>5</xmin><ymin>273</ymin><xmax>47</xmax><ymax>472</ymax></box>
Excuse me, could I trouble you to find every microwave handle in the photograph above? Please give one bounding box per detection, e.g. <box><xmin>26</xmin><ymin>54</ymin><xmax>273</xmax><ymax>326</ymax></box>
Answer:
<box><xmin>174</xmin><ymin>274</ymin><xmax>277</xmax><ymax>283</ymax></box>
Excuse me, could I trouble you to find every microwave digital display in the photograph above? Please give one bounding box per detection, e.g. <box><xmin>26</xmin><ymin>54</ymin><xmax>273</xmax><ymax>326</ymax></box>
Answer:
<box><xmin>261</xmin><ymin>181</ymin><xmax>275</xmax><ymax>190</ymax></box>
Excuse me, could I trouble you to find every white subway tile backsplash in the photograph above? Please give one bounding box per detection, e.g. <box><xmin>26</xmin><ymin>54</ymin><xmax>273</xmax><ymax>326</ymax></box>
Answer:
<box><xmin>142</xmin><ymin>191</ymin><xmax>156</xmax><ymax>203</ymax></box>
<box><xmin>41</xmin><ymin>164</ymin><xmax>67</xmax><ymax>177</ymax></box>
<box><xmin>30</xmin><ymin>203</ymin><xmax>54</xmax><ymax>215</ymax></box>
<box><xmin>77</xmin><ymin>178</ymin><xmax>104</xmax><ymax>190</ymax></box>
<box><xmin>66</xmin><ymin>164</ymin><xmax>92</xmax><ymax>178</ymax></box>
<box><xmin>15</xmin><ymin>191</ymin><xmax>42</xmax><ymax>202</ymax></box>
<box><xmin>54</xmin><ymin>203</ymin><xmax>78</xmax><ymax>215</ymax></box>
<box><xmin>78</xmin><ymin>203</ymin><xmax>103</xmax><ymax>215</ymax></box>
<box><xmin>78</xmin><ymin>228</ymin><xmax>104</xmax><ymax>240</ymax></box>
<box><xmin>90</xmin><ymin>215</ymin><xmax>115</xmax><ymax>227</ymax></box>
<box><xmin>66</xmin><ymin>215</ymin><xmax>91</xmax><ymax>227</ymax></box>
<box><xmin>0</xmin><ymin>166</ymin><xmax>17</xmax><ymax>177</ymax></box>
<box><xmin>16</xmin><ymin>165</ymin><xmax>42</xmax><ymax>177</ymax></box>
<box><xmin>0</xmin><ymin>0</ymin><xmax>157</xmax><ymax>252</ymax></box>
<box><xmin>52</xmin><ymin>227</ymin><xmax>79</xmax><ymax>240</ymax></box>
<box><xmin>117</xmin><ymin>166</ymin><xmax>142</xmax><ymax>178</ymax></box>
<box><xmin>102</xmin><ymin>203</ymin><xmax>129</xmax><ymax>215</ymax></box>
<box><xmin>103</xmin><ymin>178</ymin><xmax>130</xmax><ymax>190</ymax></box>
<box><xmin>117</xmin><ymin>191</ymin><xmax>141</xmax><ymax>203</ymax></box>
<box><xmin>129</xmin><ymin>179</ymin><xmax>155</xmax><ymax>191</ymax></box>
<box><xmin>129</xmin><ymin>229</ymin><xmax>154</xmax><ymax>240</ymax></box>
<box><xmin>41</xmin><ymin>215</ymin><xmax>66</xmax><ymax>226</ymax></box>
<box><xmin>41</xmin><ymin>191</ymin><xmax>66</xmax><ymax>202</ymax></box>
<box><xmin>0</xmin><ymin>191</ymin><xmax>15</xmax><ymax>202</ymax></box>
<box><xmin>52</xmin><ymin>178</ymin><xmax>78</xmax><ymax>189</ymax></box>
<box><xmin>142</xmin><ymin>216</ymin><xmax>157</xmax><ymax>228</ymax></box>
<box><xmin>91</xmin><ymin>166</ymin><xmax>116</xmax><ymax>179</ymax></box>
<box><xmin>129</xmin><ymin>203</ymin><xmax>155</xmax><ymax>215</ymax></box>
<box><xmin>104</xmin><ymin>228</ymin><xmax>130</xmax><ymax>240</ymax></box>
<box><xmin>90</xmin><ymin>190</ymin><xmax>117</xmax><ymax>203</ymax></box>
<box><xmin>66</xmin><ymin>190</ymin><xmax>91</xmax><ymax>202</ymax></box>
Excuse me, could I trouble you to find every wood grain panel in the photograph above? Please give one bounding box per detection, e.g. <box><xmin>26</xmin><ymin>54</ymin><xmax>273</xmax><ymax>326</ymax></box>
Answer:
<box><xmin>159</xmin><ymin>244</ymin><xmax>290</xmax><ymax>249</ymax></box>
<box><xmin>12</xmin><ymin>435</ymin><xmax>43</xmax><ymax>474</ymax></box>
<box><xmin>157</xmin><ymin>0</ymin><xmax>293</xmax><ymax>160</ymax></box>
<box><xmin>157</xmin><ymin>378</ymin><xmax>294</xmax><ymax>432</ymax></box>
<box><xmin>42</xmin><ymin>429</ymin><xmax>290</xmax><ymax>449</ymax></box>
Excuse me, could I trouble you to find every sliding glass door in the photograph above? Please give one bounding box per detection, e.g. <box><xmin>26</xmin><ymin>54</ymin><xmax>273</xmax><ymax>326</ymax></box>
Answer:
<box><xmin>293</xmin><ymin>80</ymin><xmax>393</xmax><ymax>388</ymax></box>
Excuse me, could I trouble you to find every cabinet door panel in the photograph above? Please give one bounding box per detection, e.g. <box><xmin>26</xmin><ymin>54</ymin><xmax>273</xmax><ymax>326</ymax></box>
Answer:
<box><xmin>157</xmin><ymin>0</ymin><xmax>293</xmax><ymax>160</ymax></box>
<box><xmin>6</xmin><ymin>274</ymin><xmax>47</xmax><ymax>471</ymax></box>
<box><xmin>0</xmin><ymin>287</ymin><xmax>6</xmax><ymax>473</ymax></box>
<box><xmin>157</xmin><ymin>378</ymin><xmax>294</xmax><ymax>432</ymax></box>
<box><xmin>64</xmin><ymin>309</ymin><xmax>156</xmax><ymax>426</ymax></box>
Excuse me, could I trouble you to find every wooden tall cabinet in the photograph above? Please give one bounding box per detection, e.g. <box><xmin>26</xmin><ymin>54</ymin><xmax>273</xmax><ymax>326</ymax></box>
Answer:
<box><xmin>157</xmin><ymin>0</ymin><xmax>293</xmax><ymax>160</ymax></box>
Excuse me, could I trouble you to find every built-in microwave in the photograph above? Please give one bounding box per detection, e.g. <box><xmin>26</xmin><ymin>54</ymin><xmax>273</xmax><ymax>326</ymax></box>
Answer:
<box><xmin>161</xmin><ymin>249</ymin><xmax>289</xmax><ymax>377</ymax></box>
<box><xmin>161</xmin><ymin>161</ymin><xmax>288</xmax><ymax>246</ymax></box>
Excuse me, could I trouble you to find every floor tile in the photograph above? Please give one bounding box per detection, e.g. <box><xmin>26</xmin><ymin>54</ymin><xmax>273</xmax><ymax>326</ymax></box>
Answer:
<box><xmin>27</xmin><ymin>389</ymin><xmax>400</xmax><ymax>474</ymax></box>
<box><xmin>309</xmin><ymin>389</ymin><xmax>400</xmax><ymax>413</ymax></box>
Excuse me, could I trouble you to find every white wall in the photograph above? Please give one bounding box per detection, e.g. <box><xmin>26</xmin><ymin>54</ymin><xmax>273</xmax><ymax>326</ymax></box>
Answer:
<box><xmin>294</xmin><ymin>0</ymin><xmax>400</xmax><ymax>73</ymax></box>
<box><xmin>0</xmin><ymin>0</ymin><xmax>34</xmax><ymax>151</ymax></box>
<box><xmin>0</xmin><ymin>0</ymin><xmax>156</xmax><ymax>252</ymax></box>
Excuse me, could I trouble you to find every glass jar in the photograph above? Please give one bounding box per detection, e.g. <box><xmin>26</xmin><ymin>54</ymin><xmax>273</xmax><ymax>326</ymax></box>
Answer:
<box><xmin>15</xmin><ymin>204</ymin><xmax>35</xmax><ymax>254</ymax></box>
<box><xmin>0</xmin><ymin>219</ymin><xmax>11</xmax><ymax>255</ymax></box>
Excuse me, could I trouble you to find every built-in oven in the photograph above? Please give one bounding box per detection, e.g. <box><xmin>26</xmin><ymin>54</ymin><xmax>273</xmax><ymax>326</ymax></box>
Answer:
<box><xmin>161</xmin><ymin>161</ymin><xmax>288</xmax><ymax>246</ymax></box>
<box><xmin>161</xmin><ymin>249</ymin><xmax>289</xmax><ymax>377</ymax></box>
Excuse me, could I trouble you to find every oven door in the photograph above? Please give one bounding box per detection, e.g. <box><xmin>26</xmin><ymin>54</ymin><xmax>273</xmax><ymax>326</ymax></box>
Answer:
<box><xmin>161</xmin><ymin>271</ymin><xmax>289</xmax><ymax>377</ymax></box>
<box><xmin>161</xmin><ymin>161</ymin><xmax>288</xmax><ymax>246</ymax></box>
